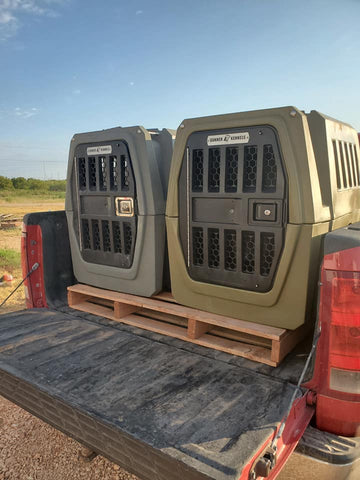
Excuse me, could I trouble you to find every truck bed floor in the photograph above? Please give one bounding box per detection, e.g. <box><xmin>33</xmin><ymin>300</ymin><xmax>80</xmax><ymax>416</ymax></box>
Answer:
<box><xmin>0</xmin><ymin>308</ymin><xmax>306</xmax><ymax>480</ymax></box>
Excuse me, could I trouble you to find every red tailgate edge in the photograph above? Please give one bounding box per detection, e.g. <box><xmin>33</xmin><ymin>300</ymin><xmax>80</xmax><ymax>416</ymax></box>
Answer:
<box><xmin>21</xmin><ymin>223</ymin><xmax>47</xmax><ymax>309</ymax></box>
<box><xmin>239</xmin><ymin>393</ymin><xmax>315</xmax><ymax>480</ymax></box>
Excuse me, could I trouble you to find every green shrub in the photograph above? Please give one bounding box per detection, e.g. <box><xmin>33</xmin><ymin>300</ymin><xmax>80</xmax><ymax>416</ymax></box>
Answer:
<box><xmin>0</xmin><ymin>249</ymin><xmax>21</xmax><ymax>272</ymax></box>
<box><xmin>0</xmin><ymin>176</ymin><xmax>14</xmax><ymax>190</ymax></box>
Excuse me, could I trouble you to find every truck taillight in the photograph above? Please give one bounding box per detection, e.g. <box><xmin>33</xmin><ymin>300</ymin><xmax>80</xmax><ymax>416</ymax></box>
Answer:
<box><xmin>307</xmin><ymin>246</ymin><xmax>360</xmax><ymax>436</ymax></box>
<box><xmin>328</xmin><ymin>272</ymin><xmax>360</xmax><ymax>391</ymax></box>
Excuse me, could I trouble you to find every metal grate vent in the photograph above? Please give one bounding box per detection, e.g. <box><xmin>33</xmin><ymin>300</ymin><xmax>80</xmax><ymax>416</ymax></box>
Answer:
<box><xmin>82</xmin><ymin>219</ymin><xmax>91</xmax><ymax>249</ymax></box>
<box><xmin>109</xmin><ymin>156</ymin><xmax>118</xmax><ymax>190</ymax></box>
<box><xmin>112</xmin><ymin>222</ymin><xmax>122</xmax><ymax>253</ymax></box>
<box><xmin>121</xmin><ymin>155</ymin><xmax>130</xmax><ymax>191</ymax></box>
<box><xmin>262</xmin><ymin>145</ymin><xmax>277</xmax><ymax>192</ymax></box>
<box><xmin>332</xmin><ymin>139</ymin><xmax>360</xmax><ymax>190</ymax></box>
<box><xmin>242</xmin><ymin>231</ymin><xmax>255</xmax><ymax>274</ymax></box>
<box><xmin>99</xmin><ymin>157</ymin><xmax>107</xmax><ymax>191</ymax></box>
<box><xmin>88</xmin><ymin>157</ymin><xmax>97</xmax><ymax>190</ymax></box>
<box><xmin>332</xmin><ymin>140</ymin><xmax>342</xmax><ymax>190</ymax></box>
<box><xmin>224</xmin><ymin>230</ymin><xmax>237</xmax><ymax>271</ymax></box>
<box><xmin>74</xmin><ymin>141</ymin><xmax>137</xmax><ymax>269</ymax></box>
<box><xmin>179</xmin><ymin>126</ymin><xmax>286</xmax><ymax>292</ymax></box>
<box><xmin>344</xmin><ymin>141</ymin><xmax>356</xmax><ymax>187</ymax></box>
<box><xmin>124</xmin><ymin>223</ymin><xmax>133</xmax><ymax>255</ymax></box>
<box><xmin>102</xmin><ymin>220</ymin><xmax>111</xmax><ymax>252</ymax></box>
<box><xmin>260</xmin><ymin>233</ymin><xmax>275</xmax><ymax>276</ymax></box>
<box><xmin>193</xmin><ymin>227</ymin><xmax>204</xmax><ymax>266</ymax></box>
<box><xmin>208</xmin><ymin>228</ymin><xmax>220</xmax><ymax>268</ymax></box>
<box><xmin>192</xmin><ymin>149</ymin><xmax>204</xmax><ymax>192</ymax></box>
<box><xmin>78</xmin><ymin>158</ymin><xmax>87</xmax><ymax>190</ymax></box>
<box><xmin>339</xmin><ymin>142</ymin><xmax>348</xmax><ymax>189</ymax></box>
<box><xmin>225</xmin><ymin>147</ymin><xmax>239</xmax><ymax>192</ymax></box>
<box><xmin>92</xmin><ymin>220</ymin><xmax>101</xmax><ymax>250</ymax></box>
<box><xmin>354</xmin><ymin>145</ymin><xmax>360</xmax><ymax>184</ymax></box>
<box><xmin>243</xmin><ymin>146</ymin><xmax>257</xmax><ymax>192</ymax></box>
<box><xmin>79</xmin><ymin>218</ymin><xmax>136</xmax><ymax>264</ymax></box>
<box><xmin>208</xmin><ymin>148</ymin><xmax>221</xmax><ymax>192</ymax></box>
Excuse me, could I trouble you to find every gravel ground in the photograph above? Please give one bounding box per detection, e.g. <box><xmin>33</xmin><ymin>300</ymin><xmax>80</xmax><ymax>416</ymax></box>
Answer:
<box><xmin>0</xmin><ymin>396</ymin><xmax>139</xmax><ymax>480</ymax></box>
<box><xmin>0</xmin><ymin>231</ymin><xmax>21</xmax><ymax>251</ymax></box>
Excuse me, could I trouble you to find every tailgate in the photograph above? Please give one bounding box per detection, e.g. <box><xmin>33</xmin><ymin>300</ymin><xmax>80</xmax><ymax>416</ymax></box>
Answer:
<box><xmin>0</xmin><ymin>309</ymin><xmax>312</xmax><ymax>480</ymax></box>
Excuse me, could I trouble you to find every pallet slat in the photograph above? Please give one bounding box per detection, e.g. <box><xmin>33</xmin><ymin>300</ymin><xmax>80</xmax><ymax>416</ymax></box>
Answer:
<box><xmin>68</xmin><ymin>284</ymin><xmax>308</xmax><ymax>367</ymax></box>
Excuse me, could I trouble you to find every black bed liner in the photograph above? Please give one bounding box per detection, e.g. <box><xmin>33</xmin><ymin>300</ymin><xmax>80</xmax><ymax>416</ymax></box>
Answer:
<box><xmin>0</xmin><ymin>308</ymin><xmax>308</xmax><ymax>480</ymax></box>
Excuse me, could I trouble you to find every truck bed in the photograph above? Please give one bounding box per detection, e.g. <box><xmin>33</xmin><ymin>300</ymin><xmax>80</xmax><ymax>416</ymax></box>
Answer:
<box><xmin>0</xmin><ymin>306</ymin><xmax>310</xmax><ymax>480</ymax></box>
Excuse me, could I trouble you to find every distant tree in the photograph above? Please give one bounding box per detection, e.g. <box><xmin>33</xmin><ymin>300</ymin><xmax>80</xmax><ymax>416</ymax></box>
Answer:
<box><xmin>12</xmin><ymin>177</ymin><xmax>27</xmax><ymax>189</ymax></box>
<box><xmin>49</xmin><ymin>180</ymin><xmax>66</xmax><ymax>191</ymax></box>
<box><xmin>0</xmin><ymin>176</ymin><xmax>66</xmax><ymax>192</ymax></box>
<box><xmin>27</xmin><ymin>178</ymin><xmax>45</xmax><ymax>190</ymax></box>
<box><xmin>0</xmin><ymin>176</ymin><xmax>14</xmax><ymax>190</ymax></box>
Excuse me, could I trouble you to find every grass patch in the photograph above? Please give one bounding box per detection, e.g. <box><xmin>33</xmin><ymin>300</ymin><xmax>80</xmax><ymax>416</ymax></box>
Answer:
<box><xmin>0</xmin><ymin>230</ymin><xmax>25</xmax><ymax>312</ymax></box>
<box><xmin>0</xmin><ymin>248</ymin><xmax>21</xmax><ymax>272</ymax></box>
<box><xmin>0</xmin><ymin>189</ymin><xmax>65</xmax><ymax>202</ymax></box>
<box><xmin>0</xmin><ymin>201</ymin><xmax>65</xmax><ymax>217</ymax></box>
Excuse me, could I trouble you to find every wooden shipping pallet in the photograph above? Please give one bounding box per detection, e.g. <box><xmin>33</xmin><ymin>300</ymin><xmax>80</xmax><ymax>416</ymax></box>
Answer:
<box><xmin>68</xmin><ymin>284</ymin><xmax>308</xmax><ymax>367</ymax></box>
<box><xmin>0</xmin><ymin>214</ymin><xmax>21</xmax><ymax>230</ymax></box>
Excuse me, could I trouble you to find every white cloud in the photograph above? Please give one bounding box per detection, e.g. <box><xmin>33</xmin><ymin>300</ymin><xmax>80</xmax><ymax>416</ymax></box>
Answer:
<box><xmin>0</xmin><ymin>0</ymin><xmax>68</xmax><ymax>41</ymax></box>
<box><xmin>14</xmin><ymin>106</ymin><xmax>39</xmax><ymax>118</ymax></box>
<box><xmin>135</xmin><ymin>10</ymin><xmax>143</xmax><ymax>15</ymax></box>
<box><xmin>129</xmin><ymin>81</ymin><xmax>134</xmax><ymax>86</ymax></box>
<box><xmin>0</xmin><ymin>10</ymin><xmax>16</xmax><ymax>24</ymax></box>
<box><xmin>0</xmin><ymin>8</ymin><xmax>18</xmax><ymax>39</ymax></box>
<box><xmin>72</xmin><ymin>88</ymin><xmax>81</xmax><ymax>95</ymax></box>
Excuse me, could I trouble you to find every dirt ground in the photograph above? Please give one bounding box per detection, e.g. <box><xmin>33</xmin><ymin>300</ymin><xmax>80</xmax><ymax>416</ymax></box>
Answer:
<box><xmin>0</xmin><ymin>397</ymin><xmax>138</xmax><ymax>480</ymax></box>
<box><xmin>0</xmin><ymin>200</ymin><xmax>139</xmax><ymax>480</ymax></box>
<box><xmin>0</xmin><ymin>202</ymin><xmax>65</xmax><ymax>218</ymax></box>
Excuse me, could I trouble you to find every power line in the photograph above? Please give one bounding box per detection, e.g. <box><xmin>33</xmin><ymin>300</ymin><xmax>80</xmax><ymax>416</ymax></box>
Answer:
<box><xmin>0</xmin><ymin>161</ymin><xmax>66</xmax><ymax>164</ymax></box>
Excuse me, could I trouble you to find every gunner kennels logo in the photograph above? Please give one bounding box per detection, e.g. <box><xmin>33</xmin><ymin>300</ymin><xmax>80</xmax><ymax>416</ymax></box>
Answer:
<box><xmin>207</xmin><ymin>132</ymin><xmax>249</xmax><ymax>146</ymax></box>
<box><xmin>86</xmin><ymin>145</ymin><xmax>112</xmax><ymax>155</ymax></box>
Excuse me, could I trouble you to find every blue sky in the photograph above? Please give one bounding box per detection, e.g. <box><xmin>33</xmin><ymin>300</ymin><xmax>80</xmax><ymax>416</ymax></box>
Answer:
<box><xmin>0</xmin><ymin>0</ymin><xmax>359</xmax><ymax>179</ymax></box>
